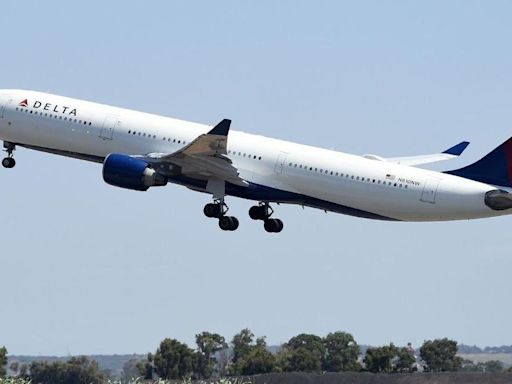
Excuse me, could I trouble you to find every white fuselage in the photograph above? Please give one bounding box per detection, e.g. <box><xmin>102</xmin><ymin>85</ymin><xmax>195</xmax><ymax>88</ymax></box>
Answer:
<box><xmin>0</xmin><ymin>89</ymin><xmax>508</xmax><ymax>221</ymax></box>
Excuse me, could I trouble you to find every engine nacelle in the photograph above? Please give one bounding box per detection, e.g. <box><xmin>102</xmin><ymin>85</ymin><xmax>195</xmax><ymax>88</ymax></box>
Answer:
<box><xmin>103</xmin><ymin>153</ymin><xmax>167</xmax><ymax>191</ymax></box>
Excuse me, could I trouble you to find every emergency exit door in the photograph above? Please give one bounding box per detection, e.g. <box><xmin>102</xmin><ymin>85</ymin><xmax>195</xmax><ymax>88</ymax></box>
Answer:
<box><xmin>100</xmin><ymin>115</ymin><xmax>120</xmax><ymax>140</ymax></box>
<box><xmin>420</xmin><ymin>178</ymin><xmax>440</xmax><ymax>204</ymax></box>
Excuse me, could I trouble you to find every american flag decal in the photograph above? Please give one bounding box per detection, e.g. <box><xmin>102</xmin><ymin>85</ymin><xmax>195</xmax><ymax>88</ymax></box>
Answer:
<box><xmin>386</xmin><ymin>174</ymin><xmax>396</xmax><ymax>180</ymax></box>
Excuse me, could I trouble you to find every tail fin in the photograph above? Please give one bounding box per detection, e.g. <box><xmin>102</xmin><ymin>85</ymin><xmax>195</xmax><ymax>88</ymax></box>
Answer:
<box><xmin>445</xmin><ymin>137</ymin><xmax>512</xmax><ymax>187</ymax></box>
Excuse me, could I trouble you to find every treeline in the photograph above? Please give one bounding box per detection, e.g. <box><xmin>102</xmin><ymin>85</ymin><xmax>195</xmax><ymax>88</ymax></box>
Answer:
<box><xmin>2</xmin><ymin>331</ymin><xmax>512</xmax><ymax>384</ymax></box>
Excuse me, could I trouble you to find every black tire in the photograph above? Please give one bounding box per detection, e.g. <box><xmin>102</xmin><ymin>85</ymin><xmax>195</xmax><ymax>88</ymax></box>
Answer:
<box><xmin>2</xmin><ymin>158</ymin><xmax>14</xmax><ymax>169</ymax></box>
<box><xmin>264</xmin><ymin>219</ymin><xmax>276</xmax><ymax>233</ymax></box>
<box><xmin>264</xmin><ymin>218</ymin><xmax>284</xmax><ymax>233</ymax></box>
<box><xmin>204</xmin><ymin>203</ymin><xmax>221</xmax><ymax>218</ymax></box>
<box><xmin>230</xmin><ymin>217</ymin><xmax>239</xmax><ymax>231</ymax></box>
<box><xmin>249</xmin><ymin>205</ymin><xmax>266</xmax><ymax>220</ymax></box>
<box><xmin>219</xmin><ymin>216</ymin><xmax>233</xmax><ymax>231</ymax></box>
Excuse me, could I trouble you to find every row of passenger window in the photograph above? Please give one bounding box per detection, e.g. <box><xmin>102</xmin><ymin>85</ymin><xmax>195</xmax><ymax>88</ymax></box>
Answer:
<box><xmin>287</xmin><ymin>161</ymin><xmax>409</xmax><ymax>189</ymax></box>
<box><xmin>228</xmin><ymin>150</ymin><xmax>262</xmax><ymax>160</ymax></box>
<box><xmin>127</xmin><ymin>129</ymin><xmax>187</xmax><ymax>145</ymax></box>
<box><xmin>125</xmin><ymin>130</ymin><xmax>264</xmax><ymax>163</ymax></box>
<box><xmin>16</xmin><ymin>107</ymin><xmax>92</xmax><ymax>126</ymax></box>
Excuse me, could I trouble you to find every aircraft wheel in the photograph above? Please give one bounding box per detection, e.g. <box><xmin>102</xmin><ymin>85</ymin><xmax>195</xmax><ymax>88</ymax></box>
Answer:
<box><xmin>219</xmin><ymin>216</ymin><xmax>239</xmax><ymax>231</ymax></box>
<box><xmin>2</xmin><ymin>157</ymin><xmax>15</xmax><ymax>169</ymax></box>
<box><xmin>249</xmin><ymin>205</ymin><xmax>267</xmax><ymax>220</ymax></box>
<box><xmin>204</xmin><ymin>203</ymin><xmax>222</xmax><ymax>218</ymax></box>
<box><xmin>264</xmin><ymin>218</ymin><xmax>284</xmax><ymax>233</ymax></box>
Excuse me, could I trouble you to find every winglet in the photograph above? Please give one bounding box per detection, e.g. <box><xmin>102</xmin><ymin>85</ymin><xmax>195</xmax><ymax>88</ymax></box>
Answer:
<box><xmin>208</xmin><ymin>119</ymin><xmax>231</xmax><ymax>136</ymax></box>
<box><xmin>442</xmin><ymin>141</ymin><xmax>470</xmax><ymax>156</ymax></box>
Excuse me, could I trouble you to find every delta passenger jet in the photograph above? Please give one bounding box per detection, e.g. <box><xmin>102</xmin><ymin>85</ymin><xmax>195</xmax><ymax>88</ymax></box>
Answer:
<box><xmin>1</xmin><ymin>90</ymin><xmax>511</xmax><ymax>232</ymax></box>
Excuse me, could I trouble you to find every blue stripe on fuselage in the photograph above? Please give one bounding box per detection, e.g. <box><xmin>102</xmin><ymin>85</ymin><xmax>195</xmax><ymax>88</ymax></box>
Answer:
<box><xmin>169</xmin><ymin>175</ymin><xmax>398</xmax><ymax>221</ymax></box>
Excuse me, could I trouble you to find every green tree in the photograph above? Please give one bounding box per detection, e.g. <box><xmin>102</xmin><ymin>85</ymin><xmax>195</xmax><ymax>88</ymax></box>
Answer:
<box><xmin>230</xmin><ymin>330</ymin><xmax>276</xmax><ymax>375</ymax></box>
<box><xmin>152</xmin><ymin>338</ymin><xmax>195</xmax><ymax>380</ymax></box>
<box><xmin>29</xmin><ymin>356</ymin><xmax>105</xmax><ymax>384</ymax></box>
<box><xmin>232</xmin><ymin>329</ymin><xmax>255</xmax><ymax>364</ymax></box>
<box><xmin>236</xmin><ymin>337</ymin><xmax>276</xmax><ymax>375</ymax></box>
<box><xmin>420</xmin><ymin>338</ymin><xmax>462</xmax><ymax>372</ymax></box>
<box><xmin>0</xmin><ymin>347</ymin><xmax>7</xmax><ymax>378</ymax></box>
<box><xmin>286</xmin><ymin>334</ymin><xmax>325</xmax><ymax>359</ymax></box>
<box><xmin>278</xmin><ymin>334</ymin><xmax>326</xmax><ymax>373</ymax></box>
<box><xmin>364</xmin><ymin>344</ymin><xmax>398</xmax><ymax>373</ymax></box>
<box><xmin>278</xmin><ymin>347</ymin><xmax>323</xmax><ymax>373</ymax></box>
<box><xmin>195</xmin><ymin>332</ymin><xmax>227</xmax><ymax>379</ymax></box>
<box><xmin>136</xmin><ymin>353</ymin><xmax>154</xmax><ymax>380</ymax></box>
<box><xmin>482</xmin><ymin>360</ymin><xmax>504</xmax><ymax>373</ymax></box>
<box><xmin>395</xmin><ymin>347</ymin><xmax>416</xmax><ymax>372</ymax></box>
<box><xmin>322</xmin><ymin>332</ymin><xmax>360</xmax><ymax>372</ymax></box>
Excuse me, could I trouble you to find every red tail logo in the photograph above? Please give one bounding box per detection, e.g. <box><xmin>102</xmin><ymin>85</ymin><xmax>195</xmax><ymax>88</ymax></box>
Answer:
<box><xmin>19</xmin><ymin>99</ymin><xmax>28</xmax><ymax>107</ymax></box>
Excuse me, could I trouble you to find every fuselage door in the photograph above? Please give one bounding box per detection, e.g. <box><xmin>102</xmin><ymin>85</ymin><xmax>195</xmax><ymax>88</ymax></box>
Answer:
<box><xmin>274</xmin><ymin>152</ymin><xmax>288</xmax><ymax>175</ymax></box>
<box><xmin>420</xmin><ymin>177</ymin><xmax>440</xmax><ymax>204</ymax></box>
<box><xmin>100</xmin><ymin>115</ymin><xmax>120</xmax><ymax>140</ymax></box>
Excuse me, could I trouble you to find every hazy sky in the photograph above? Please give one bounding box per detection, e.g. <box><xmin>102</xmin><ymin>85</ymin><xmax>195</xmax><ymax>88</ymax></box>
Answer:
<box><xmin>1</xmin><ymin>1</ymin><xmax>512</xmax><ymax>356</ymax></box>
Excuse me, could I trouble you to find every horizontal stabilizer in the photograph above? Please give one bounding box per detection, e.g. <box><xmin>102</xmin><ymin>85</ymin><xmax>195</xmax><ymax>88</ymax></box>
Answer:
<box><xmin>370</xmin><ymin>140</ymin><xmax>470</xmax><ymax>166</ymax></box>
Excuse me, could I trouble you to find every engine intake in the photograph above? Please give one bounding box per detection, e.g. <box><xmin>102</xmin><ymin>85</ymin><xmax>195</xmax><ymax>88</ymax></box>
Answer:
<box><xmin>103</xmin><ymin>153</ymin><xmax>167</xmax><ymax>191</ymax></box>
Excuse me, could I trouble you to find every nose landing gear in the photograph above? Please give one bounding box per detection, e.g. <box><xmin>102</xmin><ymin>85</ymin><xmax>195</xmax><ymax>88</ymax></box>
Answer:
<box><xmin>2</xmin><ymin>142</ymin><xmax>16</xmax><ymax>169</ymax></box>
<box><xmin>249</xmin><ymin>202</ymin><xmax>284</xmax><ymax>233</ymax></box>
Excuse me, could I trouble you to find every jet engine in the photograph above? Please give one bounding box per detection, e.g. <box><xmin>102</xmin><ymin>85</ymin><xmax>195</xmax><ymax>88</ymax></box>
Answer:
<box><xmin>103</xmin><ymin>153</ymin><xmax>167</xmax><ymax>191</ymax></box>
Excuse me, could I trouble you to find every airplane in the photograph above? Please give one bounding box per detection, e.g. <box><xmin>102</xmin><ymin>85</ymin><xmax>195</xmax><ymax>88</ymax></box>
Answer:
<box><xmin>1</xmin><ymin>89</ymin><xmax>511</xmax><ymax>233</ymax></box>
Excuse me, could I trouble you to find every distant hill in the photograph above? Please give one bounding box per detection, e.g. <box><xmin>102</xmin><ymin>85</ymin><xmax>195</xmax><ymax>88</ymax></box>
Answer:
<box><xmin>458</xmin><ymin>345</ymin><xmax>512</xmax><ymax>354</ymax></box>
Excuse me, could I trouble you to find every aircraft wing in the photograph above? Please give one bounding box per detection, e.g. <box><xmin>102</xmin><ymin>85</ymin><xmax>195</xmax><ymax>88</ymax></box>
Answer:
<box><xmin>142</xmin><ymin>119</ymin><xmax>248</xmax><ymax>186</ymax></box>
<box><xmin>364</xmin><ymin>141</ymin><xmax>470</xmax><ymax>166</ymax></box>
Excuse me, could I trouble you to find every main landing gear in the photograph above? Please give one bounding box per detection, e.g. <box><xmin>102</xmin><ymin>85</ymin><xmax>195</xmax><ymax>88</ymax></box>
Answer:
<box><xmin>203</xmin><ymin>196</ymin><xmax>283</xmax><ymax>233</ymax></box>
<box><xmin>2</xmin><ymin>142</ymin><xmax>16</xmax><ymax>169</ymax></box>
<box><xmin>203</xmin><ymin>199</ymin><xmax>239</xmax><ymax>231</ymax></box>
<box><xmin>249</xmin><ymin>202</ymin><xmax>284</xmax><ymax>233</ymax></box>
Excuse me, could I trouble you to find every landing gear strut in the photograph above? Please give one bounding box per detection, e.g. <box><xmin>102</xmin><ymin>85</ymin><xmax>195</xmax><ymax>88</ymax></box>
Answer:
<box><xmin>203</xmin><ymin>199</ymin><xmax>239</xmax><ymax>231</ymax></box>
<box><xmin>2</xmin><ymin>142</ymin><xmax>16</xmax><ymax>169</ymax></box>
<box><xmin>249</xmin><ymin>202</ymin><xmax>284</xmax><ymax>233</ymax></box>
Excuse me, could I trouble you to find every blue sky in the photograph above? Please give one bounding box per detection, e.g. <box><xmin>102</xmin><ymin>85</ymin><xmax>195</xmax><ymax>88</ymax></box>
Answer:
<box><xmin>1</xmin><ymin>1</ymin><xmax>512</xmax><ymax>355</ymax></box>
